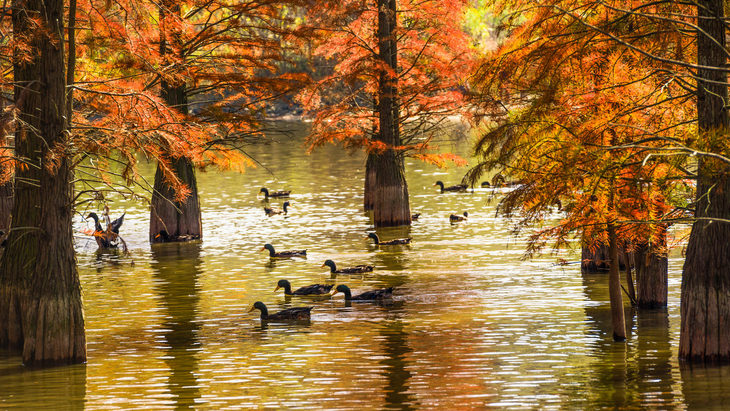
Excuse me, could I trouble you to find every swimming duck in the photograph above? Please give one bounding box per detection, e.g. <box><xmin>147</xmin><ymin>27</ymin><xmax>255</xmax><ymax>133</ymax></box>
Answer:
<box><xmin>86</xmin><ymin>212</ymin><xmax>125</xmax><ymax>248</ymax></box>
<box><xmin>331</xmin><ymin>284</ymin><xmax>394</xmax><ymax>301</ymax></box>
<box><xmin>450</xmin><ymin>212</ymin><xmax>468</xmax><ymax>222</ymax></box>
<box><xmin>153</xmin><ymin>230</ymin><xmax>200</xmax><ymax>243</ymax></box>
<box><xmin>265</xmin><ymin>201</ymin><xmax>290</xmax><ymax>216</ymax></box>
<box><xmin>247</xmin><ymin>301</ymin><xmax>312</xmax><ymax>322</ymax></box>
<box><xmin>262</xmin><ymin>243</ymin><xmax>307</xmax><ymax>258</ymax></box>
<box><xmin>260</xmin><ymin>187</ymin><xmax>291</xmax><ymax>198</ymax></box>
<box><xmin>322</xmin><ymin>259</ymin><xmax>374</xmax><ymax>274</ymax></box>
<box><xmin>434</xmin><ymin>181</ymin><xmax>467</xmax><ymax>193</ymax></box>
<box><xmin>366</xmin><ymin>233</ymin><xmax>411</xmax><ymax>246</ymax></box>
<box><xmin>274</xmin><ymin>279</ymin><xmax>333</xmax><ymax>296</ymax></box>
<box><xmin>411</xmin><ymin>213</ymin><xmax>421</xmax><ymax>220</ymax></box>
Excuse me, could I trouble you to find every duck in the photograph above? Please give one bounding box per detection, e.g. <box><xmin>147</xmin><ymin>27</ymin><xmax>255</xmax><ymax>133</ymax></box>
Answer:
<box><xmin>481</xmin><ymin>181</ymin><xmax>491</xmax><ymax>187</ymax></box>
<box><xmin>247</xmin><ymin>301</ymin><xmax>312</xmax><ymax>322</ymax></box>
<box><xmin>260</xmin><ymin>187</ymin><xmax>291</xmax><ymax>198</ymax></box>
<box><xmin>331</xmin><ymin>284</ymin><xmax>394</xmax><ymax>301</ymax></box>
<box><xmin>262</xmin><ymin>243</ymin><xmax>307</xmax><ymax>258</ymax></box>
<box><xmin>86</xmin><ymin>212</ymin><xmax>125</xmax><ymax>248</ymax></box>
<box><xmin>153</xmin><ymin>230</ymin><xmax>200</xmax><ymax>243</ymax></box>
<box><xmin>322</xmin><ymin>259</ymin><xmax>374</xmax><ymax>274</ymax></box>
<box><xmin>449</xmin><ymin>212</ymin><xmax>468</xmax><ymax>222</ymax></box>
<box><xmin>434</xmin><ymin>180</ymin><xmax>467</xmax><ymax>193</ymax></box>
<box><xmin>366</xmin><ymin>232</ymin><xmax>411</xmax><ymax>246</ymax></box>
<box><xmin>411</xmin><ymin>213</ymin><xmax>421</xmax><ymax>220</ymax></box>
<box><xmin>274</xmin><ymin>279</ymin><xmax>333</xmax><ymax>296</ymax></box>
<box><xmin>264</xmin><ymin>201</ymin><xmax>290</xmax><ymax>216</ymax></box>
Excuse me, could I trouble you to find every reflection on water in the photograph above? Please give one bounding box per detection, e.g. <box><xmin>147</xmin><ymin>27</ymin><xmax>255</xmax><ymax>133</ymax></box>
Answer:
<box><xmin>150</xmin><ymin>242</ymin><xmax>203</xmax><ymax>409</ymax></box>
<box><xmin>3</xmin><ymin>121</ymin><xmax>730</xmax><ymax>409</ymax></box>
<box><xmin>380</xmin><ymin>320</ymin><xmax>418</xmax><ymax>410</ymax></box>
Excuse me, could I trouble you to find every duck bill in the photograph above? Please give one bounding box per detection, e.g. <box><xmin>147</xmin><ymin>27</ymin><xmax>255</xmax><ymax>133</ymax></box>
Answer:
<box><xmin>246</xmin><ymin>305</ymin><xmax>255</xmax><ymax>313</ymax></box>
<box><xmin>274</xmin><ymin>286</ymin><xmax>280</xmax><ymax>292</ymax></box>
<box><xmin>260</xmin><ymin>246</ymin><xmax>266</xmax><ymax>251</ymax></box>
<box><xmin>331</xmin><ymin>290</ymin><xmax>340</xmax><ymax>296</ymax></box>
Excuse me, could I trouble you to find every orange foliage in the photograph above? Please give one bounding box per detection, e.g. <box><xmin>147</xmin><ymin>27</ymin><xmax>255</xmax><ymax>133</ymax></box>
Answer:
<box><xmin>0</xmin><ymin>0</ymin><xmax>307</xmax><ymax>204</ymax></box>
<box><xmin>297</xmin><ymin>0</ymin><xmax>475</xmax><ymax>165</ymax></box>
<box><xmin>468</xmin><ymin>0</ymin><xmax>697</xmax><ymax>255</ymax></box>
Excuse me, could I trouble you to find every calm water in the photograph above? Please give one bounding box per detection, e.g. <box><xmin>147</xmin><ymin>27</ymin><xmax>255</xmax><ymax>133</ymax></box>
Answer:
<box><xmin>2</xmin><ymin>122</ymin><xmax>730</xmax><ymax>409</ymax></box>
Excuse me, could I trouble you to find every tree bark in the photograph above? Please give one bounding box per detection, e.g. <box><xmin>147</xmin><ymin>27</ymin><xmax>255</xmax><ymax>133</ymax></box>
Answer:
<box><xmin>149</xmin><ymin>1</ymin><xmax>202</xmax><ymax>242</ymax></box>
<box><xmin>608</xmin><ymin>223</ymin><xmax>626</xmax><ymax>341</ymax></box>
<box><xmin>679</xmin><ymin>0</ymin><xmax>730</xmax><ymax>362</ymax></box>
<box><xmin>374</xmin><ymin>0</ymin><xmax>411</xmax><ymax>227</ymax></box>
<box><xmin>0</xmin><ymin>0</ymin><xmax>86</xmax><ymax>365</ymax></box>
<box><xmin>581</xmin><ymin>238</ymin><xmax>626</xmax><ymax>273</ymax></box>
<box><xmin>364</xmin><ymin>153</ymin><xmax>376</xmax><ymax>211</ymax></box>
<box><xmin>635</xmin><ymin>241</ymin><xmax>668</xmax><ymax>309</ymax></box>
<box><xmin>0</xmin><ymin>181</ymin><xmax>11</xmax><ymax>230</ymax></box>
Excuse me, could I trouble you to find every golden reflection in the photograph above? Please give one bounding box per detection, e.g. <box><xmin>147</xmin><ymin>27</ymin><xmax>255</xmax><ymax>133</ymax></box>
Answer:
<box><xmin>150</xmin><ymin>242</ymin><xmax>203</xmax><ymax>409</ymax></box>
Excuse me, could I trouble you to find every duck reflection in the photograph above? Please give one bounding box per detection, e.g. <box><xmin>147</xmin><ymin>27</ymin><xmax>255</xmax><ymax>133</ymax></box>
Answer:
<box><xmin>150</xmin><ymin>242</ymin><xmax>203</xmax><ymax>409</ymax></box>
<box><xmin>379</xmin><ymin>320</ymin><xmax>418</xmax><ymax>410</ymax></box>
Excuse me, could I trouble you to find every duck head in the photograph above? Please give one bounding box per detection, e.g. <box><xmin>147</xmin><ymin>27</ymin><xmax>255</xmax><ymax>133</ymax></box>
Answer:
<box><xmin>261</xmin><ymin>243</ymin><xmax>276</xmax><ymax>256</ymax></box>
<box><xmin>366</xmin><ymin>232</ymin><xmax>380</xmax><ymax>244</ymax></box>
<box><xmin>274</xmin><ymin>279</ymin><xmax>292</xmax><ymax>294</ymax></box>
<box><xmin>332</xmin><ymin>284</ymin><xmax>352</xmax><ymax>299</ymax></box>
<box><xmin>247</xmin><ymin>301</ymin><xmax>268</xmax><ymax>316</ymax></box>
<box><xmin>322</xmin><ymin>259</ymin><xmax>337</xmax><ymax>272</ymax></box>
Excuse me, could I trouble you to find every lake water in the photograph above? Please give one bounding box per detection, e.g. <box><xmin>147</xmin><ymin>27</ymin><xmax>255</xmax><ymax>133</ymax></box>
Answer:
<box><xmin>2</xmin><ymin>122</ymin><xmax>729</xmax><ymax>409</ymax></box>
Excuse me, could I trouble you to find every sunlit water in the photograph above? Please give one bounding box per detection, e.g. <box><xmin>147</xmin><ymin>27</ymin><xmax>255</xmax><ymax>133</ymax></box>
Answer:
<box><xmin>2</xmin><ymin>122</ymin><xmax>729</xmax><ymax>409</ymax></box>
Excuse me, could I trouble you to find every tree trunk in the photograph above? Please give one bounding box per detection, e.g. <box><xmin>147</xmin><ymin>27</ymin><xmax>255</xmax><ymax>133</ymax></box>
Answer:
<box><xmin>635</xmin><ymin>241</ymin><xmax>668</xmax><ymax>309</ymax></box>
<box><xmin>581</xmin><ymin>238</ymin><xmax>626</xmax><ymax>273</ymax></box>
<box><xmin>150</xmin><ymin>158</ymin><xmax>202</xmax><ymax>242</ymax></box>
<box><xmin>679</xmin><ymin>0</ymin><xmax>730</xmax><ymax>362</ymax></box>
<box><xmin>149</xmin><ymin>1</ymin><xmax>202</xmax><ymax>242</ymax></box>
<box><xmin>374</xmin><ymin>0</ymin><xmax>411</xmax><ymax>227</ymax></box>
<box><xmin>607</xmin><ymin>223</ymin><xmax>626</xmax><ymax>341</ymax></box>
<box><xmin>364</xmin><ymin>153</ymin><xmax>376</xmax><ymax>211</ymax></box>
<box><xmin>0</xmin><ymin>0</ymin><xmax>86</xmax><ymax>365</ymax></box>
<box><xmin>623</xmin><ymin>248</ymin><xmax>636</xmax><ymax>306</ymax></box>
<box><xmin>0</xmin><ymin>181</ymin><xmax>11</xmax><ymax>230</ymax></box>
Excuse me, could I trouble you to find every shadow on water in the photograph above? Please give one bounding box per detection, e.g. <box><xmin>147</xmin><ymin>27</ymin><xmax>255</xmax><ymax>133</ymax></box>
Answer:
<box><xmin>379</xmin><ymin>319</ymin><xmax>418</xmax><ymax>410</ymax></box>
<box><xmin>576</xmin><ymin>271</ymin><xmax>675</xmax><ymax>408</ymax></box>
<box><xmin>681</xmin><ymin>362</ymin><xmax>730</xmax><ymax>409</ymax></box>
<box><xmin>0</xmin><ymin>358</ymin><xmax>86</xmax><ymax>408</ymax></box>
<box><xmin>150</xmin><ymin>241</ymin><xmax>203</xmax><ymax>409</ymax></box>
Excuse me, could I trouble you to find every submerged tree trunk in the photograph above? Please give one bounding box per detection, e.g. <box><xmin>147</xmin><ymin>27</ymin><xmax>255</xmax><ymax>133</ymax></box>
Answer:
<box><xmin>364</xmin><ymin>153</ymin><xmax>376</xmax><ymax>211</ymax></box>
<box><xmin>0</xmin><ymin>0</ymin><xmax>86</xmax><ymax>365</ymax></box>
<box><xmin>150</xmin><ymin>1</ymin><xmax>202</xmax><ymax>242</ymax></box>
<box><xmin>373</xmin><ymin>0</ymin><xmax>410</xmax><ymax>227</ymax></box>
<box><xmin>607</xmin><ymin>223</ymin><xmax>626</xmax><ymax>341</ymax></box>
<box><xmin>679</xmin><ymin>0</ymin><xmax>730</xmax><ymax>362</ymax></box>
<box><xmin>635</xmin><ymin>241</ymin><xmax>668</xmax><ymax>309</ymax></box>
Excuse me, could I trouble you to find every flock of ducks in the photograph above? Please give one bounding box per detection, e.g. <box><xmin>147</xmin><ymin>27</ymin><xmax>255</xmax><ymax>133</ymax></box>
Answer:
<box><xmin>249</xmin><ymin>182</ymin><xmax>473</xmax><ymax>324</ymax></box>
<box><xmin>73</xmin><ymin>181</ymin><xmax>478</xmax><ymax>324</ymax></box>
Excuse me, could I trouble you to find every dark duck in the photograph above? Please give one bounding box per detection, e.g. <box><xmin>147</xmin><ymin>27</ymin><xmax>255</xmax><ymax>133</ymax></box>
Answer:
<box><xmin>434</xmin><ymin>180</ymin><xmax>467</xmax><ymax>193</ymax></box>
<box><xmin>153</xmin><ymin>230</ymin><xmax>200</xmax><ymax>243</ymax></box>
<box><xmin>247</xmin><ymin>301</ymin><xmax>312</xmax><ymax>322</ymax></box>
<box><xmin>86</xmin><ymin>212</ymin><xmax>125</xmax><ymax>248</ymax></box>
<box><xmin>331</xmin><ymin>284</ymin><xmax>394</xmax><ymax>301</ymax></box>
<box><xmin>450</xmin><ymin>212</ymin><xmax>468</xmax><ymax>222</ymax></box>
<box><xmin>322</xmin><ymin>259</ymin><xmax>373</xmax><ymax>274</ymax></box>
<box><xmin>262</xmin><ymin>243</ymin><xmax>306</xmax><ymax>258</ymax></box>
<box><xmin>259</xmin><ymin>187</ymin><xmax>291</xmax><ymax>198</ymax></box>
<box><xmin>264</xmin><ymin>201</ymin><xmax>290</xmax><ymax>216</ymax></box>
<box><xmin>274</xmin><ymin>279</ymin><xmax>333</xmax><ymax>296</ymax></box>
<box><xmin>367</xmin><ymin>232</ymin><xmax>411</xmax><ymax>246</ymax></box>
